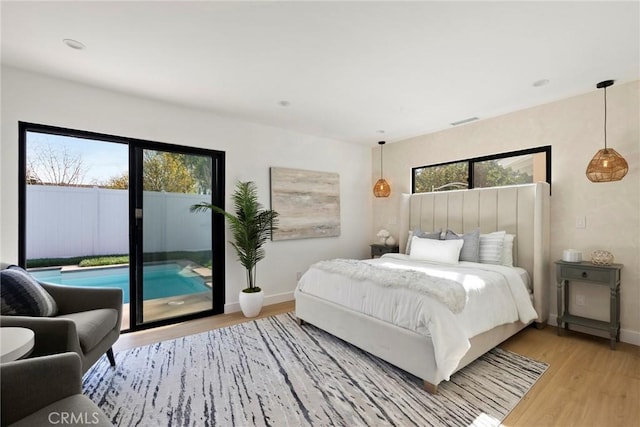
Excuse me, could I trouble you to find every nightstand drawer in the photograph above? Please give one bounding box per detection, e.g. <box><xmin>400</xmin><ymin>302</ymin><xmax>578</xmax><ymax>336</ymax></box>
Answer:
<box><xmin>560</xmin><ymin>266</ymin><xmax>611</xmax><ymax>283</ymax></box>
<box><xmin>370</xmin><ymin>244</ymin><xmax>399</xmax><ymax>258</ymax></box>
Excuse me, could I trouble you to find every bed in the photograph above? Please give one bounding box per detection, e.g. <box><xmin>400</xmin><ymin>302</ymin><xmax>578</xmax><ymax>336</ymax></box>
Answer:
<box><xmin>294</xmin><ymin>182</ymin><xmax>550</xmax><ymax>393</ymax></box>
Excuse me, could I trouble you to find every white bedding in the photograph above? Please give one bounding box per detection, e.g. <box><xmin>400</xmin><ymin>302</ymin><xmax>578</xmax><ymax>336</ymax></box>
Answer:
<box><xmin>294</xmin><ymin>253</ymin><xmax>537</xmax><ymax>381</ymax></box>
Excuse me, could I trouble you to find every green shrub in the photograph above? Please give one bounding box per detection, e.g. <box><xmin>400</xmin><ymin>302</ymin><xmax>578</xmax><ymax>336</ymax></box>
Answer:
<box><xmin>27</xmin><ymin>251</ymin><xmax>211</xmax><ymax>269</ymax></box>
<box><xmin>78</xmin><ymin>256</ymin><xmax>129</xmax><ymax>267</ymax></box>
<box><xmin>27</xmin><ymin>257</ymin><xmax>85</xmax><ymax>269</ymax></box>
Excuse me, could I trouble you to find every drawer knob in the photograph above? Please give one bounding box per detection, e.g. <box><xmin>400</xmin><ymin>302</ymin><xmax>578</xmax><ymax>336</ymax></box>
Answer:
<box><xmin>581</xmin><ymin>271</ymin><xmax>588</xmax><ymax>278</ymax></box>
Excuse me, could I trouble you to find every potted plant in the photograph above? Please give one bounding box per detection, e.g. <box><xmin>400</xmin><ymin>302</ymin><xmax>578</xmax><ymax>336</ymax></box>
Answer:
<box><xmin>191</xmin><ymin>181</ymin><xmax>279</xmax><ymax>317</ymax></box>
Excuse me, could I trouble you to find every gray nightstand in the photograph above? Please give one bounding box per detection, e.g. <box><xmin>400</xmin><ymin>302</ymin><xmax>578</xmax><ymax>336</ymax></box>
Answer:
<box><xmin>555</xmin><ymin>260</ymin><xmax>623</xmax><ymax>349</ymax></box>
<box><xmin>370</xmin><ymin>244</ymin><xmax>399</xmax><ymax>258</ymax></box>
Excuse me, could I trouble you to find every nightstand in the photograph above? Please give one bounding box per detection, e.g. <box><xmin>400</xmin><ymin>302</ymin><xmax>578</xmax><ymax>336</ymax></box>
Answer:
<box><xmin>370</xmin><ymin>244</ymin><xmax>399</xmax><ymax>258</ymax></box>
<box><xmin>555</xmin><ymin>260</ymin><xmax>623</xmax><ymax>349</ymax></box>
<box><xmin>370</xmin><ymin>243</ymin><xmax>400</xmax><ymax>258</ymax></box>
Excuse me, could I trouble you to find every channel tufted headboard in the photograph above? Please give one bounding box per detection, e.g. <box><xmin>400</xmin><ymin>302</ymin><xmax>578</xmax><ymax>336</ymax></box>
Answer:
<box><xmin>399</xmin><ymin>182</ymin><xmax>551</xmax><ymax>324</ymax></box>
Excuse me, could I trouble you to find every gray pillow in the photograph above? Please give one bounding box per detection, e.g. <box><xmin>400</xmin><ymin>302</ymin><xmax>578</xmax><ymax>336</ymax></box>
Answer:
<box><xmin>406</xmin><ymin>229</ymin><xmax>442</xmax><ymax>254</ymax></box>
<box><xmin>0</xmin><ymin>266</ymin><xmax>58</xmax><ymax>316</ymax></box>
<box><xmin>445</xmin><ymin>228</ymin><xmax>480</xmax><ymax>262</ymax></box>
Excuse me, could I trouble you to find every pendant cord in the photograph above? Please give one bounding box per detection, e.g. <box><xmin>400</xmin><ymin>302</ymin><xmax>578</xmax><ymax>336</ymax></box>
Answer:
<box><xmin>380</xmin><ymin>144</ymin><xmax>384</xmax><ymax>178</ymax></box>
<box><xmin>603</xmin><ymin>86</ymin><xmax>608</xmax><ymax>150</ymax></box>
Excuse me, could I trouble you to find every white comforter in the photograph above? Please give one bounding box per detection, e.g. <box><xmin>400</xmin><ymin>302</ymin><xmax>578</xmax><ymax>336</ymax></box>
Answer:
<box><xmin>295</xmin><ymin>253</ymin><xmax>538</xmax><ymax>380</ymax></box>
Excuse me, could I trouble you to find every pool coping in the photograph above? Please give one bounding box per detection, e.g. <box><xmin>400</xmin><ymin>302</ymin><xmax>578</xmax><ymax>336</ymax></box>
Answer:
<box><xmin>30</xmin><ymin>260</ymin><xmax>212</xmax><ymax>277</ymax></box>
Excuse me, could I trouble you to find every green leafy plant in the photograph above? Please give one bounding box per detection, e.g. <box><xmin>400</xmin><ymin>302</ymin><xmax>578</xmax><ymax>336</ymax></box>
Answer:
<box><xmin>79</xmin><ymin>256</ymin><xmax>129</xmax><ymax>267</ymax></box>
<box><xmin>191</xmin><ymin>181</ymin><xmax>278</xmax><ymax>293</ymax></box>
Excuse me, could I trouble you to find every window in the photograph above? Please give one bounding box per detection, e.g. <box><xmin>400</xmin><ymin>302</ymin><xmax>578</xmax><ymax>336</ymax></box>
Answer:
<box><xmin>412</xmin><ymin>146</ymin><xmax>551</xmax><ymax>193</ymax></box>
<box><xmin>413</xmin><ymin>161</ymin><xmax>468</xmax><ymax>193</ymax></box>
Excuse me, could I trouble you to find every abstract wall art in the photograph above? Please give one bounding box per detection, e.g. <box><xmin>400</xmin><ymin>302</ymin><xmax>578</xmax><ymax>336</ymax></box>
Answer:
<box><xmin>270</xmin><ymin>167</ymin><xmax>340</xmax><ymax>241</ymax></box>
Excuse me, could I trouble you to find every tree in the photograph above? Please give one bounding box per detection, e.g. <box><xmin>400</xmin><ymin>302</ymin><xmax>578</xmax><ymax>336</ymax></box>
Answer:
<box><xmin>143</xmin><ymin>151</ymin><xmax>196</xmax><ymax>193</ymax></box>
<box><xmin>414</xmin><ymin>160</ymin><xmax>532</xmax><ymax>193</ymax></box>
<box><xmin>25</xmin><ymin>165</ymin><xmax>42</xmax><ymax>185</ymax></box>
<box><xmin>103</xmin><ymin>172</ymin><xmax>129</xmax><ymax>189</ymax></box>
<box><xmin>27</xmin><ymin>143</ymin><xmax>87</xmax><ymax>186</ymax></box>
<box><xmin>101</xmin><ymin>153</ymin><xmax>209</xmax><ymax>192</ymax></box>
<box><xmin>184</xmin><ymin>155</ymin><xmax>212</xmax><ymax>195</ymax></box>
<box><xmin>474</xmin><ymin>161</ymin><xmax>532</xmax><ymax>187</ymax></box>
<box><xmin>414</xmin><ymin>162</ymin><xmax>468</xmax><ymax>193</ymax></box>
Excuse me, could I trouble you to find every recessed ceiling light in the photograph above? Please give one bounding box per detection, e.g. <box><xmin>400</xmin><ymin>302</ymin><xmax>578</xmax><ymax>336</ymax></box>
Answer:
<box><xmin>63</xmin><ymin>39</ymin><xmax>85</xmax><ymax>50</ymax></box>
<box><xmin>278</xmin><ymin>100</ymin><xmax>291</xmax><ymax>107</ymax></box>
<box><xmin>376</xmin><ymin>130</ymin><xmax>385</xmax><ymax>134</ymax></box>
<box><xmin>532</xmin><ymin>79</ymin><xmax>549</xmax><ymax>87</ymax></box>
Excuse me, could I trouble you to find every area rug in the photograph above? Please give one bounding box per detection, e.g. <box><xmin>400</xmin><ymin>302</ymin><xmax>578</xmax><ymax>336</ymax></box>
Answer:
<box><xmin>83</xmin><ymin>313</ymin><xmax>547</xmax><ymax>426</ymax></box>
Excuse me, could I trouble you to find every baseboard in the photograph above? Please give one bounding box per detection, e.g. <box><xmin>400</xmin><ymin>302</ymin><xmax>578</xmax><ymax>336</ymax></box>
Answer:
<box><xmin>220</xmin><ymin>304</ymin><xmax>640</xmax><ymax>346</ymax></box>
<box><xmin>548</xmin><ymin>314</ymin><xmax>640</xmax><ymax>347</ymax></box>
<box><xmin>224</xmin><ymin>291</ymin><xmax>294</xmax><ymax>314</ymax></box>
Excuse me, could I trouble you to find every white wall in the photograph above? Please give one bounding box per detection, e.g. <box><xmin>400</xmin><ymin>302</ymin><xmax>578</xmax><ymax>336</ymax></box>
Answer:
<box><xmin>25</xmin><ymin>186</ymin><xmax>214</xmax><ymax>258</ymax></box>
<box><xmin>372</xmin><ymin>80</ymin><xmax>640</xmax><ymax>345</ymax></box>
<box><xmin>26</xmin><ymin>186</ymin><xmax>129</xmax><ymax>258</ymax></box>
<box><xmin>1</xmin><ymin>66</ymin><xmax>372</xmax><ymax>310</ymax></box>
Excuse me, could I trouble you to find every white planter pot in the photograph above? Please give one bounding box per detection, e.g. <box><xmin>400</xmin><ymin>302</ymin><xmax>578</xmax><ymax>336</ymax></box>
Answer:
<box><xmin>238</xmin><ymin>289</ymin><xmax>264</xmax><ymax>317</ymax></box>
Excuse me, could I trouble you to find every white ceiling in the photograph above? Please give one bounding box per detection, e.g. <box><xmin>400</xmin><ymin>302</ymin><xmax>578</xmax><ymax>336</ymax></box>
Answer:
<box><xmin>2</xmin><ymin>1</ymin><xmax>639</xmax><ymax>145</ymax></box>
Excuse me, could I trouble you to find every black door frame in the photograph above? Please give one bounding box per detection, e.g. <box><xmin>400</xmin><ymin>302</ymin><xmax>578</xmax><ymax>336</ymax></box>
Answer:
<box><xmin>18</xmin><ymin>121</ymin><xmax>226</xmax><ymax>332</ymax></box>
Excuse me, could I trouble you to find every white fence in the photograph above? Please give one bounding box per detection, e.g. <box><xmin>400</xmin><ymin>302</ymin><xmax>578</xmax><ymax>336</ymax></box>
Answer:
<box><xmin>26</xmin><ymin>185</ymin><xmax>211</xmax><ymax>259</ymax></box>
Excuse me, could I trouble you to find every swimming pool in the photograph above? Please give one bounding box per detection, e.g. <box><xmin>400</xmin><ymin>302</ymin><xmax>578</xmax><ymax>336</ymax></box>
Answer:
<box><xmin>30</xmin><ymin>263</ymin><xmax>210</xmax><ymax>304</ymax></box>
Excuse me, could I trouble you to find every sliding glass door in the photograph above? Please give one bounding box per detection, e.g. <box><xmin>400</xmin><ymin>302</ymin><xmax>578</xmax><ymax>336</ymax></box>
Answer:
<box><xmin>19</xmin><ymin>122</ymin><xmax>225</xmax><ymax>331</ymax></box>
<box><xmin>136</xmin><ymin>148</ymin><xmax>216</xmax><ymax>324</ymax></box>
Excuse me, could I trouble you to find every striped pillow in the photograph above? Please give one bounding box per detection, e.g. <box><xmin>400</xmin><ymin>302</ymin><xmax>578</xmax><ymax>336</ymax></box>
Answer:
<box><xmin>502</xmin><ymin>234</ymin><xmax>516</xmax><ymax>267</ymax></box>
<box><xmin>479</xmin><ymin>231</ymin><xmax>506</xmax><ymax>264</ymax></box>
<box><xmin>0</xmin><ymin>266</ymin><xmax>58</xmax><ymax>316</ymax></box>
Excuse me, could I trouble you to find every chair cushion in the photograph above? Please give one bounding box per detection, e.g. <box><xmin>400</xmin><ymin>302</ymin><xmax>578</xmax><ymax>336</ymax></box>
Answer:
<box><xmin>0</xmin><ymin>267</ymin><xmax>58</xmax><ymax>317</ymax></box>
<box><xmin>9</xmin><ymin>395</ymin><xmax>113</xmax><ymax>427</ymax></box>
<box><xmin>57</xmin><ymin>309</ymin><xmax>118</xmax><ymax>353</ymax></box>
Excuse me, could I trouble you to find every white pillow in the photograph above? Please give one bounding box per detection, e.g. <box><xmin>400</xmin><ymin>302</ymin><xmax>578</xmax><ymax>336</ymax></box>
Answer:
<box><xmin>502</xmin><ymin>234</ymin><xmax>515</xmax><ymax>267</ymax></box>
<box><xmin>405</xmin><ymin>229</ymin><xmax>441</xmax><ymax>254</ymax></box>
<box><xmin>409</xmin><ymin>236</ymin><xmax>464</xmax><ymax>264</ymax></box>
<box><xmin>479</xmin><ymin>231</ymin><xmax>506</xmax><ymax>264</ymax></box>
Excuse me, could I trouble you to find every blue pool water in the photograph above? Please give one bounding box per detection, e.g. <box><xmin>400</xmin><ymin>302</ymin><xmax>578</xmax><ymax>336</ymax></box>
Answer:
<box><xmin>30</xmin><ymin>263</ymin><xmax>210</xmax><ymax>304</ymax></box>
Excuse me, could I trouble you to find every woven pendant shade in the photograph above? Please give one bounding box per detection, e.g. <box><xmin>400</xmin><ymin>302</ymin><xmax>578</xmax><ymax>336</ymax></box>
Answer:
<box><xmin>586</xmin><ymin>80</ymin><xmax>628</xmax><ymax>183</ymax></box>
<box><xmin>373</xmin><ymin>141</ymin><xmax>391</xmax><ymax>197</ymax></box>
<box><xmin>586</xmin><ymin>148</ymin><xmax>628</xmax><ymax>182</ymax></box>
<box><xmin>373</xmin><ymin>178</ymin><xmax>391</xmax><ymax>197</ymax></box>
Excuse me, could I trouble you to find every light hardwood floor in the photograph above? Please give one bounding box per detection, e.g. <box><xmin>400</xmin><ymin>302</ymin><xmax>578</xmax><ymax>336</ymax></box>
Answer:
<box><xmin>113</xmin><ymin>301</ymin><xmax>639</xmax><ymax>427</ymax></box>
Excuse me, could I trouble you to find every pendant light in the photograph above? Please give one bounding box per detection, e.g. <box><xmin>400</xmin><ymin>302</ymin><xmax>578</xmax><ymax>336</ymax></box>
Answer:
<box><xmin>585</xmin><ymin>80</ymin><xmax>628</xmax><ymax>182</ymax></box>
<box><xmin>373</xmin><ymin>141</ymin><xmax>391</xmax><ymax>197</ymax></box>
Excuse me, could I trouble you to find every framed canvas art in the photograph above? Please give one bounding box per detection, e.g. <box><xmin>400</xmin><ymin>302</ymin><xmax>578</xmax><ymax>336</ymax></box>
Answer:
<box><xmin>270</xmin><ymin>167</ymin><xmax>340</xmax><ymax>241</ymax></box>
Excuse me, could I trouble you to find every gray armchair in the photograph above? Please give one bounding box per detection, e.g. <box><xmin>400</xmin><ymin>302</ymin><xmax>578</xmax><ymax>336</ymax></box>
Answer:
<box><xmin>0</xmin><ymin>352</ymin><xmax>113</xmax><ymax>426</ymax></box>
<box><xmin>1</xmin><ymin>278</ymin><xmax>122</xmax><ymax>374</ymax></box>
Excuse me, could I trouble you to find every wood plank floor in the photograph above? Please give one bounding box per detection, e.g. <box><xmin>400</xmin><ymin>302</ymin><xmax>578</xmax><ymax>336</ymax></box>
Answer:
<box><xmin>113</xmin><ymin>301</ymin><xmax>294</xmax><ymax>352</ymax></box>
<box><xmin>113</xmin><ymin>301</ymin><xmax>639</xmax><ymax>427</ymax></box>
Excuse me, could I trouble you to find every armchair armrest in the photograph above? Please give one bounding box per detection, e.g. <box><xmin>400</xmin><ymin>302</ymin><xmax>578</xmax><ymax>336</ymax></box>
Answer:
<box><xmin>0</xmin><ymin>316</ymin><xmax>81</xmax><ymax>357</ymax></box>
<box><xmin>40</xmin><ymin>283</ymin><xmax>123</xmax><ymax>315</ymax></box>
<box><xmin>0</xmin><ymin>352</ymin><xmax>82</xmax><ymax>426</ymax></box>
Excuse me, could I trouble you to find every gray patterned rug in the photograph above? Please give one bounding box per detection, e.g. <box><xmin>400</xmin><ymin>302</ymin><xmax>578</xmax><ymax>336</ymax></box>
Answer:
<box><xmin>83</xmin><ymin>313</ymin><xmax>547</xmax><ymax>426</ymax></box>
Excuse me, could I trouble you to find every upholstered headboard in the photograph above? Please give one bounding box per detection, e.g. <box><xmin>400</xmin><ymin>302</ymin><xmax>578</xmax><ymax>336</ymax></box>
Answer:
<box><xmin>399</xmin><ymin>182</ymin><xmax>550</xmax><ymax>324</ymax></box>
